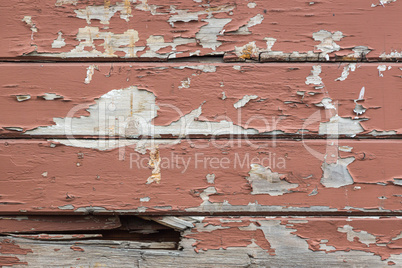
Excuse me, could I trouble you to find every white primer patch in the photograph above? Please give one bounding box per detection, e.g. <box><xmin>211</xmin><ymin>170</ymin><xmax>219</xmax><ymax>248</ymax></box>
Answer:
<box><xmin>28</xmin><ymin>86</ymin><xmax>257</xmax><ymax>138</ymax></box>
<box><xmin>353</xmin><ymin>87</ymin><xmax>366</xmax><ymax>116</ymax></box>
<box><xmin>22</xmin><ymin>16</ymin><xmax>38</xmax><ymax>33</ymax></box>
<box><xmin>264</xmin><ymin>37</ymin><xmax>277</xmax><ymax>51</ymax></box>
<box><xmin>84</xmin><ymin>65</ymin><xmax>97</xmax><ymax>84</ymax></box>
<box><xmin>305</xmin><ymin>65</ymin><xmax>322</xmax><ymax>85</ymax></box>
<box><xmin>313</xmin><ymin>30</ymin><xmax>343</xmax><ymax>54</ymax></box>
<box><xmin>195</xmin><ymin>18</ymin><xmax>232</xmax><ymax>50</ymax></box>
<box><xmin>315</xmin><ymin>98</ymin><xmax>336</xmax><ymax>110</ymax></box>
<box><xmin>321</xmin><ymin>157</ymin><xmax>355</xmax><ymax>188</ymax></box>
<box><xmin>16</xmin><ymin>95</ymin><xmax>31</xmax><ymax>102</ymax></box>
<box><xmin>246</xmin><ymin>164</ymin><xmax>298</xmax><ymax>196</ymax></box>
<box><xmin>140</xmin><ymin>197</ymin><xmax>150</xmax><ymax>202</ymax></box>
<box><xmin>51</xmin><ymin>32</ymin><xmax>66</xmax><ymax>48</ymax></box>
<box><xmin>335</xmin><ymin>63</ymin><xmax>356</xmax><ymax>81</ymax></box>
<box><xmin>233</xmin><ymin>14</ymin><xmax>264</xmax><ymax>34</ymax></box>
<box><xmin>41</xmin><ymin>93</ymin><xmax>64</xmax><ymax>101</ymax></box>
<box><xmin>371</xmin><ymin>0</ymin><xmax>397</xmax><ymax>7</ymax></box>
<box><xmin>319</xmin><ymin>115</ymin><xmax>364</xmax><ymax>135</ymax></box>
<box><xmin>233</xmin><ymin>95</ymin><xmax>259</xmax><ymax>109</ymax></box>
<box><xmin>337</xmin><ymin>225</ymin><xmax>376</xmax><ymax>246</ymax></box>
<box><xmin>206</xmin><ymin>174</ymin><xmax>216</xmax><ymax>184</ymax></box>
<box><xmin>74</xmin><ymin>2</ymin><xmax>133</xmax><ymax>24</ymax></box>
<box><xmin>369</xmin><ymin>130</ymin><xmax>397</xmax><ymax>136</ymax></box>
<box><xmin>380</xmin><ymin>50</ymin><xmax>402</xmax><ymax>60</ymax></box>
<box><xmin>178</xmin><ymin>78</ymin><xmax>191</xmax><ymax>89</ymax></box>
<box><xmin>46</xmin><ymin>27</ymin><xmax>141</xmax><ymax>58</ymax></box>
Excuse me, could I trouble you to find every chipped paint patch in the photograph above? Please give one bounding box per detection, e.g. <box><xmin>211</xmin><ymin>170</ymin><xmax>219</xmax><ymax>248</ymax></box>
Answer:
<box><xmin>233</xmin><ymin>95</ymin><xmax>258</xmax><ymax>109</ymax></box>
<box><xmin>196</xmin><ymin>18</ymin><xmax>231</xmax><ymax>50</ymax></box>
<box><xmin>246</xmin><ymin>164</ymin><xmax>298</xmax><ymax>196</ymax></box>
<box><xmin>338</xmin><ymin>225</ymin><xmax>376</xmax><ymax>246</ymax></box>
<box><xmin>26</xmin><ymin>86</ymin><xmax>257</xmax><ymax>137</ymax></box>
<box><xmin>335</xmin><ymin>63</ymin><xmax>356</xmax><ymax>81</ymax></box>
<box><xmin>84</xmin><ymin>65</ymin><xmax>97</xmax><ymax>84</ymax></box>
<box><xmin>371</xmin><ymin>0</ymin><xmax>397</xmax><ymax>7</ymax></box>
<box><xmin>380</xmin><ymin>51</ymin><xmax>402</xmax><ymax>60</ymax></box>
<box><xmin>321</xmin><ymin>157</ymin><xmax>355</xmax><ymax>188</ymax></box>
<box><xmin>305</xmin><ymin>65</ymin><xmax>322</xmax><ymax>85</ymax></box>
<box><xmin>377</xmin><ymin>65</ymin><xmax>391</xmax><ymax>77</ymax></box>
<box><xmin>231</xmin><ymin>14</ymin><xmax>264</xmax><ymax>35</ymax></box>
<box><xmin>206</xmin><ymin>174</ymin><xmax>215</xmax><ymax>184</ymax></box>
<box><xmin>315</xmin><ymin>98</ymin><xmax>336</xmax><ymax>110</ymax></box>
<box><xmin>22</xmin><ymin>16</ymin><xmax>37</xmax><ymax>34</ymax></box>
<box><xmin>235</xmin><ymin>42</ymin><xmax>260</xmax><ymax>60</ymax></box>
<box><xmin>353</xmin><ymin>86</ymin><xmax>366</xmax><ymax>116</ymax></box>
<box><xmin>74</xmin><ymin>2</ymin><xmax>133</xmax><ymax>24</ymax></box>
<box><xmin>140</xmin><ymin>197</ymin><xmax>150</xmax><ymax>202</ymax></box>
<box><xmin>51</xmin><ymin>32</ymin><xmax>66</xmax><ymax>48</ymax></box>
<box><xmin>179</xmin><ymin>77</ymin><xmax>191</xmax><ymax>89</ymax></box>
<box><xmin>16</xmin><ymin>95</ymin><xmax>31</xmax><ymax>102</ymax></box>
<box><xmin>319</xmin><ymin>115</ymin><xmax>364</xmax><ymax>135</ymax></box>
<box><xmin>40</xmin><ymin>93</ymin><xmax>63</xmax><ymax>101</ymax></box>
<box><xmin>313</xmin><ymin>30</ymin><xmax>343</xmax><ymax>54</ymax></box>
<box><xmin>369</xmin><ymin>130</ymin><xmax>397</xmax><ymax>136</ymax></box>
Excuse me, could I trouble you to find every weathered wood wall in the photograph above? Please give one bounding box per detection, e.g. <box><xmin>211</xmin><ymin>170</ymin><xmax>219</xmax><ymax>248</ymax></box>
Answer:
<box><xmin>0</xmin><ymin>0</ymin><xmax>401</xmax><ymax>266</ymax></box>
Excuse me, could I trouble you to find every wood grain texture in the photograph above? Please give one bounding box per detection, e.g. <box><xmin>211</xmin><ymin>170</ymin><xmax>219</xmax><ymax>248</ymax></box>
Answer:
<box><xmin>0</xmin><ymin>0</ymin><xmax>401</xmax><ymax>61</ymax></box>
<box><xmin>0</xmin><ymin>139</ymin><xmax>400</xmax><ymax>214</ymax></box>
<box><xmin>0</xmin><ymin>215</ymin><xmax>120</xmax><ymax>233</ymax></box>
<box><xmin>0</xmin><ymin>217</ymin><xmax>401</xmax><ymax>267</ymax></box>
<box><xmin>0</xmin><ymin>63</ymin><xmax>401</xmax><ymax>137</ymax></box>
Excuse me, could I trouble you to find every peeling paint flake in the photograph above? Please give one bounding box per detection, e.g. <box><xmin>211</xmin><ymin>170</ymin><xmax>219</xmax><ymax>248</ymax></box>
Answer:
<box><xmin>305</xmin><ymin>65</ymin><xmax>322</xmax><ymax>85</ymax></box>
<box><xmin>335</xmin><ymin>63</ymin><xmax>357</xmax><ymax>81</ymax></box>
<box><xmin>233</xmin><ymin>95</ymin><xmax>259</xmax><ymax>109</ymax></box>
<box><xmin>321</xmin><ymin>157</ymin><xmax>355</xmax><ymax>188</ymax></box>
<box><xmin>84</xmin><ymin>65</ymin><xmax>97</xmax><ymax>84</ymax></box>
<box><xmin>247</xmin><ymin>164</ymin><xmax>298</xmax><ymax>196</ymax></box>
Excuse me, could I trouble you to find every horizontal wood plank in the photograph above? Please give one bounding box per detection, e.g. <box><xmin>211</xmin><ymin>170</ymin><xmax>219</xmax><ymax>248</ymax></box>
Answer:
<box><xmin>0</xmin><ymin>63</ymin><xmax>401</xmax><ymax>137</ymax></box>
<box><xmin>0</xmin><ymin>139</ymin><xmax>400</xmax><ymax>214</ymax></box>
<box><xmin>0</xmin><ymin>0</ymin><xmax>401</xmax><ymax>61</ymax></box>
<box><xmin>0</xmin><ymin>216</ymin><xmax>401</xmax><ymax>267</ymax></box>
<box><xmin>0</xmin><ymin>215</ymin><xmax>120</xmax><ymax>233</ymax></box>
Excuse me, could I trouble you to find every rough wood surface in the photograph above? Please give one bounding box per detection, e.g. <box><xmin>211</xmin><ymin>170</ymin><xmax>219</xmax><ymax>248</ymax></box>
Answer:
<box><xmin>0</xmin><ymin>217</ymin><xmax>401</xmax><ymax>267</ymax></box>
<box><xmin>0</xmin><ymin>0</ymin><xmax>401</xmax><ymax>61</ymax></box>
<box><xmin>0</xmin><ymin>216</ymin><xmax>120</xmax><ymax>233</ymax></box>
<box><xmin>0</xmin><ymin>63</ymin><xmax>401</xmax><ymax>137</ymax></box>
<box><xmin>0</xmin><ymin>139</ymin><xmax>400</xmax><ymax>214</ymax></box>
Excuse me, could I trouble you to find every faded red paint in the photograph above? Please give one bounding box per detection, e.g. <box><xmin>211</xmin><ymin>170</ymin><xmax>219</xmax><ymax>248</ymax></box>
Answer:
<box><xmin>0</xmin><ymin>216</ymin><xmax>120</xmax><ymax>233</ymax></box>
<box><xmin>282</xmin><ymin>218</ymin><xmax>402</xmax><ymax>260</ymax></box>
<box><xmin>0</xmin><ymin>256</ymin><xmax>28</xmax><ymax>267</ymax></box>
<box><xmin>0</xmin><ymin>139</ymin><xmax>400</xmax><ymax>213</ymax></box>
<box><xmin>187</xmin><ymin>228</ymin><xmax>274</xmax><ymax>254</ymax></box>
<box><xmin>70</xmin><ymin>245</ymin><xmax>84</xmax><ymax>252</ymax></box>
<box><xmin>0</xmin><ymin>63</ymin><xmax>401</xmax><ymax>136</ymax></box>
<box><xmin>0</xmin><ymin>240</ymin><xmax>32</xmax><ymax>255</ymax></box>
<box><xmin>0</xmin><ymin>1</ymin><xmax>400</xmax><ymax>59</ymax></box>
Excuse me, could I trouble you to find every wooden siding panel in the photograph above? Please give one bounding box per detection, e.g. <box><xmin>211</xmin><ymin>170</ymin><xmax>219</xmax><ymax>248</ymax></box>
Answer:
<box><xmin>0</xmin><ymin>0</ymin><xmax>401</xmax><ymax>60</ymax></box>
<box><xmin>0</xmin><ymin>217</ymin><xmax>401</xmax><ymax>267</ymax></box>
<box><xmin>0</xmin><ymin>139</ymin><xmax>400</xmax><ymax>214</ymax></box>
<box><xmin>0</xmin><ymin>63</ymin><xmax>401</xmax><ymax>137</ymax></box>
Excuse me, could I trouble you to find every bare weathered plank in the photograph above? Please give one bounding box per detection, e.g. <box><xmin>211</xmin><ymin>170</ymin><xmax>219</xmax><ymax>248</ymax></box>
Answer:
<box><xmin>0</xmin><ymin>139</ymin><xmax>400</xmax><ymax>214</ymax></box>
<box><xmin>0</xmin><ymin>0</ymin><xmax>401</xmax><ymax>61</ymax></box>
<box><xmin>0</xmin><ymin>216</ymin><xmax>120</xmax><ymax>233</ymax></box>
<box><xmin>0</xmin><ymin>217</ymin><xmax>401</xmax><ymax>267</ymax></box>
<box><xmin>0</xmin><ymin>63</ymin><xmax>401</xmax><ymax>137</ymax></box>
